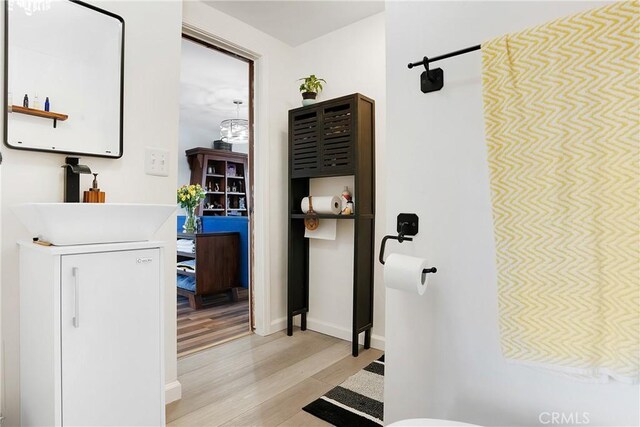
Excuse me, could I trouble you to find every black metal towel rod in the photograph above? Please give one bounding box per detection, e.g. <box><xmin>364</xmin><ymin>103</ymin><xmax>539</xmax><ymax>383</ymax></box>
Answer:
<box><xmin>407</xmin><ymin>44</ymin><xmax>481</xmax><ymax>93</ymax></box>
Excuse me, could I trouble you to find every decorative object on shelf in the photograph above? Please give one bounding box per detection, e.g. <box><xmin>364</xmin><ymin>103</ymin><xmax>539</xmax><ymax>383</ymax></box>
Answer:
<box><xmin>212</xmin><ymin>139</ymin><xmax>232</xmax><ymax>151</ymax></box>
<box><xmin>207</xmin><ymin>166</ymin><xmax>214</xmax><ymax>174</ymax></box>
<box><xmin>298</xmin><ymin>74</ymin><xmax>326</xmax><ymax>106</ymax></box>
<box><xmin>33</xmin><ymin>94</ymin><xmax>40</xmax><ymax>110</ymax></box>
<box><xmin>227</xmin><ymin>164</ymin><xmax>236</xmax><ymax>177</ymax></box>
<box><xmin>44</xmin><ymin>96</ymin><xmax>50</xmax><ymax>112</ymax></box>
<box><xmin>239</xmin><ymin>197</ymin><xmax>246</xmax><ymax>210</ymax></box>
<box><xmin>214</xmin><ymin>183</ymin><xmax>220</xmax><ymax>192</ymax></box>
<box><xmin>304</xmin><ymin>196</ymin><xmax>320</xmax><ymax>231</ymax></box>
<box><xmin>340</xmin><ymin>186</ymin><xmax>353</xmax><ymax>215</ymax></box>
<box><xmin>177</xmin><ymin>184</ymin><xmax>206</xmax><ymax>233</ymax></box>
<box><xmin>345</xmin><ymin>200</ymin><xmax>354</xmax><ymax>215</ymax></box>
<box><xmin>220</xmin><ymin>100</ymin><xmax>249</xmax><ymax>144</ymax></box>
<box><xmin>23</xmin><ymin>93</ymin><xmax>28</xmax><ymax>107</ymax></box>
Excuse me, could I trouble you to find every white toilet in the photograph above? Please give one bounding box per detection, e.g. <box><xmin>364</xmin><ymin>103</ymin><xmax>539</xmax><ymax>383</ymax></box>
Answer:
<box><xmin>388</xmin><ymin>418</ymin><xmax>481</xmax><ymax>426</ymax></box>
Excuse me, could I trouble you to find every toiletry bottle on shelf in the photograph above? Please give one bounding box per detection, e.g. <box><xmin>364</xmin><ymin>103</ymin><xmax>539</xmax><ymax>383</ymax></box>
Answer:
<box><xmin>23</xmin><ymin>94</ymin><xmax>29</xmax><ymax>108</ymax></box>
<box><xmin>33</xmin><ymin>94</ymin><xmax>40</xmax><ymax>110</ymax></box>
<box><xmin>346</xmin><ymin>200</ymin><xmax>354</xmax><ymax>215</ymax></box>
<box><xmin>7</xmin><ymin>92</ymin><xmax>12</xmax><ymax>112</ymax></box>
<box><xmin>44</xmin><ymin>97</ymin><xmax>50</xmax><ymax>112</ymax></box>
<box><xmin>341</xmin><ymin>186</ymin><xmax>353</xmax><ymax>215</ymax></box>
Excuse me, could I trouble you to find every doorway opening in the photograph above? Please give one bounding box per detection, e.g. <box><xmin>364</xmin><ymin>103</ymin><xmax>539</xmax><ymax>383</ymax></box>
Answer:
<box><xmin>176</xmin><ymin>34</ymin><xmax>254</xmax><ymax>358</ymax></box>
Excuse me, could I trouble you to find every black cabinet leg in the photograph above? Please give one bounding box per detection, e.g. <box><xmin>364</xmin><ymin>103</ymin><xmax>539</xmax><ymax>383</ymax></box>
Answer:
<box><xmin>301</xmin><ymin>312</ymin><xmax>307</xmax><ymax>331</ymax></box>
<box><xmin>364</xmin><ymin>329</ymin><xmax>371</xmax><ymax>349</ymax></box>
<box><xmin>352</xmin><ymin>332</ymin><xmax>359</xmax><ymax>357</ymax></box>
<box><xmin>287</xmin><ymin>315</ymin><xmax>293</xmax><ymax>336</ymax></box>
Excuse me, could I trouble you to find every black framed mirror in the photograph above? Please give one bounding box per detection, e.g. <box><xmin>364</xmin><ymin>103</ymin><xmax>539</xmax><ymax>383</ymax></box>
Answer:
<box><xmin>3</xmin><ymin>0</ymin><xmax>124</xmax><ymax>158</ymax></box>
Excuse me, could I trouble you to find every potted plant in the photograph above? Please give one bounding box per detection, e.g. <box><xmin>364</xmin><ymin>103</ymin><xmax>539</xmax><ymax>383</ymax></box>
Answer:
<box><xmin>298</xmin><ymin>74</ymin><xmax>326</xmax><ymax>106</ymax></box>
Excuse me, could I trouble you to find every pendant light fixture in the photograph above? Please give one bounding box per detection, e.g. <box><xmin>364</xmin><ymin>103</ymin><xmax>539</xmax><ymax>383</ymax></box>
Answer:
<box><xmin>220</xmin><ymin>100</ymin><xmax>249</xmax><ymax>144</ymax></box>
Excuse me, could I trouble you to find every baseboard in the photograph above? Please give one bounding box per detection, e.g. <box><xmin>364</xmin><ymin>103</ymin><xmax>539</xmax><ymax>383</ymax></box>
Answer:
<box><xmin>268</xmin><ymin>316</ymin><xmax>385</xmax><ymax>350</ymax></box>
<box><xmin>269</xmin><ymin>316</ymin><xmax>288</xmax><ymax>334</ymax></box>
<box><xmin>165</xmin><ymin>380</ymin><xmax>182</xmax><ymax>404</ymax></box>
<box><xmin>306</xmin><ymin>317</ymin><xmax>385</xmax><ymax>350</ymax></box>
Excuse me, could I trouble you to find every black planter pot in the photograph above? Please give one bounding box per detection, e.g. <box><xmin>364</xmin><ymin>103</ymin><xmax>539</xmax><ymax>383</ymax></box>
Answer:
<box><xmin>301</xmin><ymin>91</ymin><xmax>317</xmax><ymax>106</ymax></box>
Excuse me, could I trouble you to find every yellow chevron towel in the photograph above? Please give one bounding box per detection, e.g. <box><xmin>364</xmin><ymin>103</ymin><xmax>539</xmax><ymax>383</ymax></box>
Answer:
<box><xmin>482</xmin><ymin>1</ymin><xmax>639</xmax><ymax>383</ymax></box>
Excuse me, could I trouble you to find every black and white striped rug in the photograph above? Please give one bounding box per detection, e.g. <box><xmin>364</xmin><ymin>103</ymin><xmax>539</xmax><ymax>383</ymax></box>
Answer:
<box><xmin>303</xmin><ymin>355</ymin><xmax>384</xmax><ymax>426</ymax></box>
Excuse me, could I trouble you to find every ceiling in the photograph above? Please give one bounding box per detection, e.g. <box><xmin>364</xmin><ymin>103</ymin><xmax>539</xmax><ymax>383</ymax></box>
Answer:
<box><xmin>179</xmin><ymin>38</ymin><xmax>249</xmax><ymax>146</ymax></box>
<box><xmin>204</xmin><ymin>1</ymin><xmax>385</xmax><ymax>46</ymax></box>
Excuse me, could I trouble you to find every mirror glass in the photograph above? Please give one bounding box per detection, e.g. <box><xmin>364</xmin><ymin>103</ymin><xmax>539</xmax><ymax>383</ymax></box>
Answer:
<box><xmin>4</xmin><ymin>0</ymin><xmax>124</xmax><ymax>157</ymax></box>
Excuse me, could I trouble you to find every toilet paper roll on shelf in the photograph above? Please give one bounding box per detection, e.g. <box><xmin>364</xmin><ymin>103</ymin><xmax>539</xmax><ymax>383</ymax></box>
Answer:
<box><xmin>301</xmin><ymin>196</ymin><xmax>342</xmax><ymax>214</ymax></box>
<box><xmin>383</xmin><ymin>253</ymin><xmax>430</xmax><ymax>295</ymax></box>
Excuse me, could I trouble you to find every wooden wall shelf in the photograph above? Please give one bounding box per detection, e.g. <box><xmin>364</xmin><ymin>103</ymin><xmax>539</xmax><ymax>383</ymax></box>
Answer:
<box><xmin>11</xmin><ymin>105</ymin><xmax>68</xmax><ymax>128</ymax></box>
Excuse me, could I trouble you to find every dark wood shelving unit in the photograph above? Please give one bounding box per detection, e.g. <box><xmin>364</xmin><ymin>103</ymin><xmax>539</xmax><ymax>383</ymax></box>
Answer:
<box><xmin>177</xmin><ymin>232</ymin><xmax>241</xmax><ymax>309</ymax></box>
<box><xmin>10</xmin><ymin>105</ymin><xmax>68</xmax><ymax>128</ymax></box>
<box><xmin>287</xmin><ymin>93</ymin><xmax>376</xmax><ymax>357</ymax></box>
<box><xmin>186</xmin><ymin>147</ymin><xmax>250</xmax><ymax>217</ymax></box>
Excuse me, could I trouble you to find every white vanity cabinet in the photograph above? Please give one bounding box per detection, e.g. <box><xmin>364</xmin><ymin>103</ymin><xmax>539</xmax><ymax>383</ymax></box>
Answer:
<box><xmin>19</xmin><ymin>241</ymin><xmax>165</xmax><ymax>426</ymax></box>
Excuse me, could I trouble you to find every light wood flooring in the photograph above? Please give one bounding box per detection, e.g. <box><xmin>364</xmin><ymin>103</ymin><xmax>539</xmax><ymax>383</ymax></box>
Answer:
<box><xmin>177</xmin><ymin>294</ymin><xmax>250</xmax><ymax>358</ymax></box>
<box><xmin>166</xmin><ymin>329</ymin><xmax>383</xmax><ymax>426</ymax></box>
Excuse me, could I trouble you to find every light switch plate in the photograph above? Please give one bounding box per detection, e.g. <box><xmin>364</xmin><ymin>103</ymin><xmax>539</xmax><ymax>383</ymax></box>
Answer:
<box><xmin>145</xmin><ymin>147</ymin><xmax>169</xmax><ymax>177</ymax></box>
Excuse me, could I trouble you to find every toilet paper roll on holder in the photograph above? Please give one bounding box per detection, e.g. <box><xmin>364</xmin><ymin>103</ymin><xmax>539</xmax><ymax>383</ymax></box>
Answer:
<box><xmin>379</xmin><ymin>213</ymin><xmax>437</xmax><ymax>274</ymax></box>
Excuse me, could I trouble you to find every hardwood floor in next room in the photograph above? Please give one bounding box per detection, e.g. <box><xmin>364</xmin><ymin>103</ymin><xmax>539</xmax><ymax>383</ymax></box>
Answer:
<box><xmin>166</xmin><ymin>329</ymin><xmax>383</xmax><ymax>426</ymax></box>
<box><xmin>177</xmin><ymin>294</ymin><xmax>250</xmax><ymax>358</ymax></box>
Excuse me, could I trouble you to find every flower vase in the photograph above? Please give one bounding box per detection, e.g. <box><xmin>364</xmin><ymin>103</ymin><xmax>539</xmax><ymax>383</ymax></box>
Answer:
<box><xmin>183</xmin><ymin>206</ymin><xmax>198</xmax><ymax>233</ymax></box>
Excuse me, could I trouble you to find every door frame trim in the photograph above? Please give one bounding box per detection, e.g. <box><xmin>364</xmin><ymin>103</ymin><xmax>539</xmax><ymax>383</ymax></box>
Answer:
<box><xmin>181</xmin><ymin>23</ymin><xmax>271</xmax><ymax>337</ymax></box>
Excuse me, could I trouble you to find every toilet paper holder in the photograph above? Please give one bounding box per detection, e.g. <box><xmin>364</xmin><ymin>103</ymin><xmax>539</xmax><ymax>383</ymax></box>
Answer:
<box><xmin>379</xmin><ymin>213</ymin><xmax>437</xmax><ymax>274</ymax></box>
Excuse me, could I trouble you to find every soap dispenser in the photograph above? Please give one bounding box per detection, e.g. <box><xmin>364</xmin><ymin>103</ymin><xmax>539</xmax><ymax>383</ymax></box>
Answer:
<box><xmin>83</xmin><ymin>173</ymin><xmax>106</xmax><ymax>203</ymax></box>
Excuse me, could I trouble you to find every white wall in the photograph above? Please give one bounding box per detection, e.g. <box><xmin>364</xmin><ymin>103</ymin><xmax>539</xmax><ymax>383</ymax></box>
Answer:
<box><xmin>292</xmin><ymin>13</ymin><xmax>387</xmax><ymax>348</ymax></box>
<box><xmin>0</xmin><ymin>1</ymin><xmax>182</xmax><ymax>424</ymax></box>
<box><xmin>182</xmin><ymin>1</ymin><xmax>297</xmax><ymax>335</ymax></box>
<box><xmin>384</xmin><ymin>2</ymin><xmax>639</xmax><ymax>426</ymax></box>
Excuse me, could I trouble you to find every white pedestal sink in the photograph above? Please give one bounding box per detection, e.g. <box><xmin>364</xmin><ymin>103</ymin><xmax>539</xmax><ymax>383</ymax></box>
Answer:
<box><xmin>12</xmin><ymin>203</ymin><xmax>176</xmax><ymax>246</ymax></box>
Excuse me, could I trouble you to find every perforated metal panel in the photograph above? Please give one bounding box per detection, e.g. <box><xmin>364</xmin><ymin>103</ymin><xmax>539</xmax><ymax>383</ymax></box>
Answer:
<box><xmin>291</xmin><ymin>111</ymin><xmax>320</xmax><ymax>177</ymax></box>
